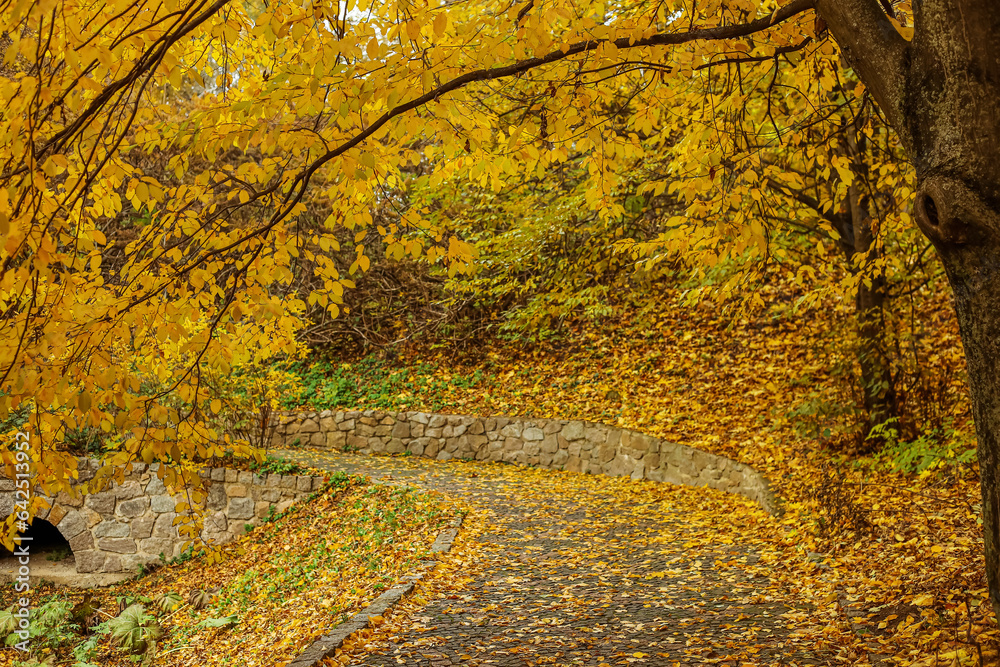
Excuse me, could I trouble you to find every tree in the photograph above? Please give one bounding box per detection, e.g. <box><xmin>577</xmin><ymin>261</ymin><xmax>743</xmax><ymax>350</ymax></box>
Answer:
<box><xmin>2</xmin><ymin>0</ymin><xmax>999</xmax><ymax>616</ymax></box>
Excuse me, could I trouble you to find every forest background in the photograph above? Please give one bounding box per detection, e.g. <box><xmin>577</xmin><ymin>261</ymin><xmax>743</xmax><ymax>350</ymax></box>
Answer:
<box><xmin>0</xmin><ymin>0</ymin><xmax>998</xmax><ymax>664</ymax></box>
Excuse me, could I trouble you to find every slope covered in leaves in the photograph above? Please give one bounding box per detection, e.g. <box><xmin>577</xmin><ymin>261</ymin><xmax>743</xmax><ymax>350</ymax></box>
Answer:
<box><xmin>289</xmin><ymin>277</ymin><xmax>993</xmax><ymax>664</ymax></box>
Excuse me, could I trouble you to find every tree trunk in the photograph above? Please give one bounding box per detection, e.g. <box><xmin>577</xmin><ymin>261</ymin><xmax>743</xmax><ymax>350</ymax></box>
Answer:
<box><xmin>832</xmin><ymin>120</ymin><xmax>897</xmax><ymax>435</ymax></box>
<box><xmin>845</xmin><ymin>126</ymin><xmax>896</xmax><ymax>433</ymax></box>
<box><xmin>916</xmin><ymin>185</ymin><xmax>1000</xmax><ymax>619</ymax></box>
<box><xmin>817</xmin><ymin>0</ymin><xmax>1000</xmax><ymax>617</ymax></box>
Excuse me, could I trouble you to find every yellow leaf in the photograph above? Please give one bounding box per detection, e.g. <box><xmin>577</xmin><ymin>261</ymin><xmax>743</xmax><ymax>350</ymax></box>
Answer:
<box><xmin>433</xmin><ymin>13</ymin><xmax>447</xmax><ymax>37</ymax></box>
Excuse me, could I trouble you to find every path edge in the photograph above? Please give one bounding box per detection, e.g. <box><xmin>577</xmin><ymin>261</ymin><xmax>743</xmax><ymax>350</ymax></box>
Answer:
<box><xmin>286</xmin><ymin>514</ymin><xmax>464</xmax><ymax>667</ymax></box>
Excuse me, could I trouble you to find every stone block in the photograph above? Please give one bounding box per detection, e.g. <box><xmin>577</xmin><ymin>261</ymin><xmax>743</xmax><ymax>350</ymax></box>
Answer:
<box><xmin>145</xmin><ymin>476</ymin><xmax>167</xmax><ymax>495</ymax></box>
<box><xmin>629</xmin><ymin>432</ymin><xmax>654</xmax><ymax>453</ymax></box>
<box><xmin>296</xmin><ymin>476</ymin><xmax>312</xmax><ymax>492</ymax></box>
<box><xmin>410</xmin><ymin>412</ymin><xmax>429</xmax><ymax>425</ymax></box>
<box><xmin>131</xmin><ymin>517</ymin><xmax>154</xmax><ymax>539</ymax></box>
<box><xmin>523</xmin><ymin>441</ymin><xmax>541</xmax><ymax>457</ymax></box>
<box><xmin>645</xmin><ymin>454</ymin><xmax>660</xmax><ymax>469</ymax></box>
<box><xmin>503</xmin><ymin>450</ymin><xmax>528</xmax><ymax>466</ymax></box>
<box><xmin>500</xmin><ymin>423</ymin><xmax>522</xmax><ymax>438</ymax></box>
<box><xmin>116</xmin><ymin>497</ymin><xmax>149</xmax><ymax>518</ymax></box>
<box><xmin>374</xmin><ymin>425</ymin><xmax>393</xmax><ymax>437</ymax></box>
<box><xmin>205</xmin><ymin>511</ymin><xmax>228</xmax><ymax>533</ymax></box>
<box><xmin>541</xmin><ymin>435</ymin><xmax>560</xmax><ymax>454</ymax></box>
<box><xmin>359</xmin><ymin>416</ymin><xmax>378</xmax><ymax>426</ymax></box>
<box><xmin>436</xmin><ymin>451</ymin><xmax>453</xmax><ymax>461</ymax></box>
<box><xmin>267</xmin><ymin>474</ymin><xmax>282</xmax><ymax>488</ymax></box>
<box><xmin>410</xmin><ymin>423</ymin><xmax>425</xmax><ymax>438</ymax></box>
<box><xmin>98</xmin><ymin>537</ymin><xmax>137</xmax><ymax>554</ymax></box>
<box><xmin>255</xmin><ymin>501</ymin><xmax>272</xmax><ymax>518</ymax></box>
<box><xmin>206</xmin><ymin>484</ymin><xmax>227</xmax><ymax>511</ymax></box>
<box><xmin>428</xmin><ymin>415</ymin><xmax>447</xmax><ymax>428</ymax></box>
<box><xmin>552</xmin><ymin>449</ymin><xmax>570</xmax><ymax>467</ymax></box>
<box><xmin>299</xmin><ymin>418</ymin><xmax>320</xmax><ymax>433</ymax></box>
<box><xmin>57</xmin><ymin>510</ymin><xmax>87</xmax><ymax>539</ymax></box>
<box><xmin>423</xmin><ymin>440</ymin><xmax>441</xmax><ymax>459</ymax></box>
<box><xmin>277</xmin><ymin>500</ymin><xmax>295</xmax><ymax>514</ymax></box>
<box><xmin>468</xmin><ymin>420</ymin><xmax>485</xmax><ymax>435</ymax></box>
<box><xmin>338</xmin><ymin>419</ymin><xmax>356</xmax><ymax>431</ymax></box>
<box><xmin>543</xmin><ymin>421</ymin><xmax>562</xmax><ymax>434</ymax></box>
<box><xmin>75</xmin><ymin>550</ymin><xmax>106</xmax><ymax>573</ymax></box>
<box><xmin>85</xmin><ymin>491</ymin><xmax>116</xmax><ymax>515</ymax></box>
<box><xmin>226</xmin><ymin>484</ymin><xmax>248</xmax><ymax>498</ymax></box>
<box><xmin>562</xmin><ymin>421</ymin><xmax>585</xmax><ymax>441</ymax></box>
<box><xmin>94</xmin><ymin>521</ymin><xmax>130</xmax><ymax>538</ymax></box>
<box><xmin>584</xmin><ymin>425</ymin><xmax>608</xmax><ymax>445</ymax></box>
<box><xmin>153</xmin><ymin>513</ymin><xmax>177</xmax><ymax>538</ymax></box>
<box><xmin>137</xmin><ymin>537</ymin><xmax>175</xmax><ymax>559</ymax></box>
<box><xmin>227</xmin><ymin>497</ymin><xmax>254</xmax><ymax>520</ymax></box>
<box><xmin>280</xmin><ymin>475</ymin><xmax>296</xmax><ymax>489</ymax></box>
<box><xmin>210</xmin><ymin>468</ymin><xmax>226</xmax><ymax>482</ymax></box>
<box><xmin>150</xmin><ymin>495</ymin><xmax>176</xmax><ymax>514</ymax></box>
<box><xmin>261</xmin><ymin>489</ymin><xmax>280</xmax><ymax>503</ymax></box>
<box><xmin>319</xmin><ymin>415</ymin><xmax>336</xmax><ymax>431</ymax></box>
<box><xmin>326</xmin><ymin>430</ymin><xmax>347</xmax><ymax>450</ymax></box>
<box><xmin>238</xmin><ymin>471</ymin><xmax>253</xmax><ymax>485</ymax></box>
<box><xmin>523</xmin><ymin>427</ymin><xmax>544</xmax><ymax>441</ymax></box>
<box><xmin>69</xmin><ymin>531</ymin><xmax>94</xmax><ymax>552</ymax></box>
<box><xmin>82</xmin><ymin>508</ymin><xmax>102</xmax><ymax>528</ymax></box>
<box><xmin>391</xmin><ymin>422</ymin><xmax>410</xmax><ymax>439</ymax></box>
<box><xmin>503</xmin><ymin>437</ymin><xmax>523</xmax><ymax>452</ymax></box>
<box><xmin>225</xmin><ymin>469</ymin><xmax>239</xmax><ymax>483</ymax></box>
<box><xmin>47</xmin><ymin>504</ymin><xmax>67</xmax><ymax>527</ymax></box>
<box><xmin>347</xmin><ymin>435</ymin><xmax>367</xmax><ymax>450</ymax></box>
<box><xmin>425</xmin><ymin>427</ymin><xmax>443</xmax><ymax>438</ymax></box>
<box><xmin>56</xmin><ymin>490</ymin><xmax>84</xmax><ymax>508</ymax></box>
<box><xmin>369</xmin><ymin>438</ymin><xmax>387</xmax><ymax>454</ymax></box>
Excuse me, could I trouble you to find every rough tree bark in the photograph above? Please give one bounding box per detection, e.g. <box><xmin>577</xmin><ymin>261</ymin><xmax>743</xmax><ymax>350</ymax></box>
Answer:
<box><xmin>816</xmin><ymin>0</ymin><xmax>1000</xmax><ymax>618</ymax></box>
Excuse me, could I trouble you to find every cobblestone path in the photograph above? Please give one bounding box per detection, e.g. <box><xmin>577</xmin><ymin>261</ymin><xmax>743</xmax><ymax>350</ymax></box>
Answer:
<box><xmin>279</xmin><ymin>449</ymin><xmax>835</xmax><ymax>666</ymax></box>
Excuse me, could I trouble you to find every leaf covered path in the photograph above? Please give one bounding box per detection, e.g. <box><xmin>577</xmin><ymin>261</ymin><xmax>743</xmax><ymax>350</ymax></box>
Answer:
<box><xmin>280</xmin><ymin>449</ymin><xmax>842</xmax><ymax>666</ymax></box>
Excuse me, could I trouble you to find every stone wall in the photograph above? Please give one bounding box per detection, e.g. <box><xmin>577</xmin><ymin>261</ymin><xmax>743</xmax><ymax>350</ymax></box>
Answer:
<box><xmin>0</xmin><ymin>460</ymin><xmax>326</xmax><ymax>574</ymax></box>
<box><xmin>271</xmin><ymin>410</ymin><xmax>780</xmax><ymax>514</ymax></box>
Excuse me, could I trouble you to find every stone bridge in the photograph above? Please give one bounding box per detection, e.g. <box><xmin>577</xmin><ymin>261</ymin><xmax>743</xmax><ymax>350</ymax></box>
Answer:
<box><xmin>0</xmin><ymin>459</ymin><xmax>325</xmax><ymax>579</ymax></box>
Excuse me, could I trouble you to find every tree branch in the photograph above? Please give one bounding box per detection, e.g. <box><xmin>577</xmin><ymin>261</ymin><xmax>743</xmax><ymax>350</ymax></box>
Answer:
<box><xmin>815</xmin><ymin>0</ymin><xmax>910</xmax><ymax>150</ymax></box>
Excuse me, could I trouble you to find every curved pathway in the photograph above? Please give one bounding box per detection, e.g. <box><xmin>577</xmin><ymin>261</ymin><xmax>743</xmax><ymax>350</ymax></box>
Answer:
<box><xmin>279</xmin><ymin>449</ymin><xmax>835</xmax><ymax>666</ymax></box>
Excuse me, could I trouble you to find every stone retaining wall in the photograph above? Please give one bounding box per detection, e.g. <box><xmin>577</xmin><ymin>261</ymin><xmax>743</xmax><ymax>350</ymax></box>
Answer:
<box><xmin>272</xmin><ymin>410</ymin><xmax>780</xmax><ymax>514</ymax></box>
<box><xmin>0</xmin><ymin>460</ymin><xmax>326</xmax><ymax>574</ymax></box>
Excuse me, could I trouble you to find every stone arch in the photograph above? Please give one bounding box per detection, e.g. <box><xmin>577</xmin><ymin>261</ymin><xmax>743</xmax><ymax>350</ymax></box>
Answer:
<box><xmin>0</xmin><ymin>516</ymin><xmax>73</xmax><ymax>562</ymax></box>
<box><xmin>0</xmin><ymin>460</ymin><xmax>324</xmax><ymax>580</ymax></box>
